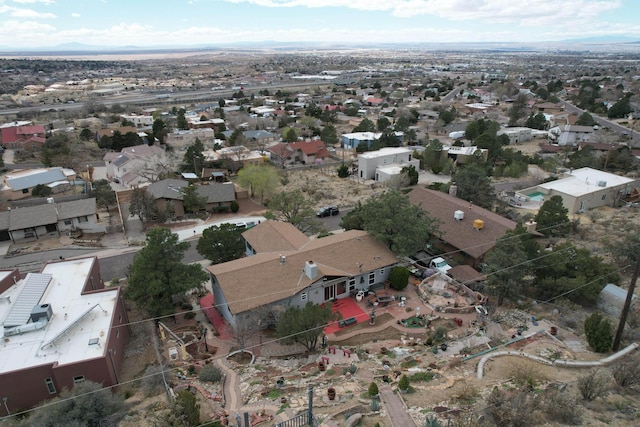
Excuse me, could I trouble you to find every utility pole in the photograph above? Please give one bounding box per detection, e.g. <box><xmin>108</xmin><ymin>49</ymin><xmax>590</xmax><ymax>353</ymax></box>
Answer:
<box><xmin>613</xmin><ymin>252</ymin><xmax>640</xmax><ymax>351</ymax></box>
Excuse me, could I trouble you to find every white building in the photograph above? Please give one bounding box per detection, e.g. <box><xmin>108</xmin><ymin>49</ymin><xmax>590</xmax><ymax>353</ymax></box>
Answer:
<box><xmin>516</xmin><ymin>167</ymin><xmax>637</xmax><ymax>213</ymax></box>
<box><xmin>357</xmin><ymin>147</ymin><xmax>420</xmax><ymax>183</ymax></box>
<box><xmin>497</xmin><ymin>127</ymin><xmax>534</xmax><ymax>145</ymax></box>
<box><xmin>548</xmin><ymin>125</ymin><xmax>593</xmax><ymax>146</ymax></box>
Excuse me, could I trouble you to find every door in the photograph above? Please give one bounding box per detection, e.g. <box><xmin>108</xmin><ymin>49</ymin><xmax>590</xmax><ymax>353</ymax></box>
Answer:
<box><xmin>324</xmin><ymin>285</ymin><xmax>336</xmax><ymax>301</ymax></box>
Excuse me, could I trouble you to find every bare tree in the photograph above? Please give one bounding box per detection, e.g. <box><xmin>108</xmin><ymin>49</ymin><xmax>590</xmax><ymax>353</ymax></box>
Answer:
<box><xmin>232</xmin><ymin>316</ymin><xmax>257</xmax><ymax>352</ymax></box>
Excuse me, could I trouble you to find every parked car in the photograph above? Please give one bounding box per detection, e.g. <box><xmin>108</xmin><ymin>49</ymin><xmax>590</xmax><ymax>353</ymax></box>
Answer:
<box><xmin>317</xmin><ymin>206</ymin><xmax>339</xmax><ymax>217</ymax></box>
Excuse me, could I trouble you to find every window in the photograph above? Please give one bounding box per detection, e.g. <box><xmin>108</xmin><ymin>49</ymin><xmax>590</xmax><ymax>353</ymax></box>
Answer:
<box><xmin>601</xmin><ymin>194</ymin><xmax>606</xmax><ymax>201</ymax></box>
<box><xmin>348</xmin><ymin>278</ymin><xmax>356</xmax><ymax>292</ymax></box>
<box><xmin>73</xmin><ymin>376</ymin><xmax>85</xmax><ymax>384</ymax></box>
<box><xmin>64</xmin><ymin>219</ymin><xmax>72</xmax><ymax>226</ymax></box>
<box><xmin>368</xmin><ymin>273</ymin><xmax>375</xmax><ymax>285</ymax></box>
<box><xmin>45</xmin><ymin>378</ymin><xmax>56</xmax><ymax>394</ymax></box>
<box><xmin>78</xmin><ymin>216</ymin><xmax>88</xmax><ymax>223</ymax></box>
<box><xmin>300</xmin><ymin>292</ymin><xmax>307</xmax><ymax>301</ymax></box>
<box><xmin>22</xmin><ymin>188</ymin><xmax>29</xmax><ymax>194</ymax></box>
<box><xmin>116</xmin><ymin>329</ymin><xmax>120</xmax><ymax>338</ymax></box>
<box><xmin>380</xmin><ymin>268</ymin><xmax>385</xmax><ymax>275</ymax></box>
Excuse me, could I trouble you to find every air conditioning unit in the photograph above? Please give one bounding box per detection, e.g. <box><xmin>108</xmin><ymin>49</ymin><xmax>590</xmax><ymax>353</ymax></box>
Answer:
<box><xmin>454</xmin><ymin>210</ymin><xmax>464</xmax><ymax>221</ymax></box>
<box><xmin>597</xmin><ymin>180</ymin><xmax>607</xmax><ymax>187</ymax></box>
<box><xmin>473</xmin><ymin>219</ymin><xmax>484</xmax><ymax>231</ymax></box>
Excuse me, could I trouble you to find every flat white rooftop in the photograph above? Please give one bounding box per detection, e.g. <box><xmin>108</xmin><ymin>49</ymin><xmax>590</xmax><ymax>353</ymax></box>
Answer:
<box><xmin>0</xmin><ymin>258</ymin><xmax>118</xmax><ymax>373</ymax></box>
<box><xmin>359</xmin><ymin>147</ymin><xmax>412</xmax><ymax>159</ymax></box>
<box><xmin>538</xmin><ymin>167</ymin><xmax>635</xmax><ymax>197</ymax></box>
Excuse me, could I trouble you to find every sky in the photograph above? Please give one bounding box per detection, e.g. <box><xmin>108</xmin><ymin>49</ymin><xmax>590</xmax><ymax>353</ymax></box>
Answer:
<box><xmin>0</xmin><ymin>0</ymin><xmax>639</xmax><ymax>49</ymax></box>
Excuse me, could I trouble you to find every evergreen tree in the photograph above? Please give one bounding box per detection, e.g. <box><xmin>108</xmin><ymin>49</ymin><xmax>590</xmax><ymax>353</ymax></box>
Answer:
<box><xmin>127</xmin><ymin>228</ymin><xmax>208</xmax><ymax>317</ymax></box>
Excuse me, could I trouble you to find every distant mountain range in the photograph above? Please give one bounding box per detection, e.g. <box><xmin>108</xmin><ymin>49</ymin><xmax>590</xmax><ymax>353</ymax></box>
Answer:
<box><xmin>1</xmin><ymin>37</ymin><xmax>639</xmax><ymax>55</ymax></box>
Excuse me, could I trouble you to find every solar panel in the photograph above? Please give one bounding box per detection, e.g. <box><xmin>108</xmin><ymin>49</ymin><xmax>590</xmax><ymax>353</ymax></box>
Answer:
<box><xmin>3</xmin><ymin>273</ymin><xmax>52</xmax><ymax>327</ymax></box>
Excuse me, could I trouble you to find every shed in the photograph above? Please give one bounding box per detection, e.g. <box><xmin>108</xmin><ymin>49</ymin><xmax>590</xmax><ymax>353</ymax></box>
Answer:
<box><xmin>597</xmin><ymin>283</ymin><xmax>635</xmax><ymax>318</ymax></box>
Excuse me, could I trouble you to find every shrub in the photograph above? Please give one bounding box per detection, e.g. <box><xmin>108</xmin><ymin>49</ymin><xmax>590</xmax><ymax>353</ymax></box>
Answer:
<box><xmin>611</xmin><ymin>353</ymin><xmax>640</xmax><ymax>389</ymax></box>
<box><xmin>584</xmin><ymin>312</ymin><xmax>612</xmax><ymax>353</ymax></box>
<box><xmin>577</xmin><ymin>370</ymin><xmax>609</xmax><ymax>401</ymax></box>
<box><xmin>230</xmin><ymin>200</ymin><xmax>239</xmax><ymax>213</ymax></box>
<box><xmin>199</xmin><ymin>365</ymin><xmax>222</xmax><ymax>383</ymax></box>
<box><xmin>184</xmin><ymin>311</ymin><xmax>196</xmax><ymax>320</ymax></box>
<box><xmin>368</xmin><ymin>382</ymin><xmax>379</xmax><ymax>397</ymax></box>
<box><xmin>337</xmin><ymin>164</ymin><xmax>350</xmax><ymax>178</ymax></box>
<box><xmin>389</xmin><ymin>266</ymin><xmax>410</xmax><ymax>291</ymax></box>
<box><xmin>544</xmin><ymin>389</ymin><xmax>582</xmax><ymax>424</ymax></box>
<box><xmin>398</xmin><ymin>374</ymin><xmax>410</xmax><ymax>392</ymax></box>
<box><xmin>409</xmin><ymin>372</ymin><xmax>434</xmax><ymax>382</ymax></box>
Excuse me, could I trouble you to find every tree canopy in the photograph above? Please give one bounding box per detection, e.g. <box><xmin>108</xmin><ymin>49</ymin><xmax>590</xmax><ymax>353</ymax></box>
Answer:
<box><xmin>181</xmin><ymin>138</ymin><xmax>205</xmax><ymax>174</ymax></box>
<box><xmin>452</xmin><ymin>163</ymin><xmax>496</xmax><ymax>210</ymax></box>
<box><xmin>533</xmin><ymin>242</ymin><xmax>617</xmax><ymax>306</ymax></box>
<box><xmin>181</xmin><ymin>185</ymin><xmax>207</xmax><ymax>215</ymax></box>
<box><xmin>265</xmin><ymin>189</ymin><xmax>323</xmax><ymax>234</ymax></box>
<box><xmin>341</xmin><ymin>190</ymin><xmax>439</xmax><ymax>256</ymax></box>
<box><xmin>320</xmin><ymin>124</ymin><xmax>338</xmax><ymax>146</ymax></box>
<box><xmin>128</xmin><ymin>188</ymin><xmax>157</xmax><ymax>226</ymax></box>
<box><xmin>127</xmin><ymin>228</ymin><xmax>208</xmax><ymax>317</ymax></box>
<box><xmin>276</xmin><ymin>302</ymin><xmax>334</xmax><ymax>352</ymax></box>
<box><xmin>236</xmin><ymin>165</ymin><xmax>280</xmax><ymax>203</ymax></box>
<box><xmin>196</xmin><ymin>223</ymin><xmax>246</xmax><ymax>264</ymax></box>
<box><xmin>575</xmin><ymin>112</ymin><xmax>596</xmax><ymax>126</ymax></box>
<box><xmin>353</xmin><ymin>118</ymin><xmax>376</xmax><ymax>133</ymax></box>
<box><xmin>534</xmin><ymin>195</ymin><xmax>571</xmax><ymax>237</ymax></box>
<box><xmin>485</xmin><ymin>229</ymin><xmax>531</xmax><ymax>305</ymax></box>
<box><xmin>90</xmin><ymin>179</ymin><xmax>116</xmax><ymax>211</ymax></box>
<box><xmin>26</xmin><ymin>380</ymin><xmax>125</xmax><ymax>427</ymax></box>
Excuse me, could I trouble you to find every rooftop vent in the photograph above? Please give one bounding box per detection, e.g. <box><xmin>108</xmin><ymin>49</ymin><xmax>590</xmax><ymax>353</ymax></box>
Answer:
<box><xmin>30</xmin><ymin>303</ymin><xmax>53</xmax><ymax>323</ymax></box>
<box><xmin>597</xmin><ymin>180</ymin><xmax>607</xmax><ymax>187</ymax></box>
<box><xmin>88</xmin><ymin>337</ymin><xmax>100</xmax><ymax>346</ymax></box>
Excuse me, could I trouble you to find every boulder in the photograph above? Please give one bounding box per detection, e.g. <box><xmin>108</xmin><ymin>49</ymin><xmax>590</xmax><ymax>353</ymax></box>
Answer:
<box><xmin>345</xmin><ymin>413</ymin><xmax>363</xmax><ymax>427</ymax></box>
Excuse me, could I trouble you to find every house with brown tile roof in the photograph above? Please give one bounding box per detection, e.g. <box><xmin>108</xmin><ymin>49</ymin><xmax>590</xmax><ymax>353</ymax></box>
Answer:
<box><xmin>207</xmin><ymin>224</ymin><xmax>398</xmax><ymax>327</ymax></box>
<box><xmin>408</xmin><ymin>188</ymin><xmax>518</xmax><ymax>268</ymax></box>
<box><xmin>242</xmin><ymin>220</ymin><xmax>308</xmax><ymax>255</ymax></box>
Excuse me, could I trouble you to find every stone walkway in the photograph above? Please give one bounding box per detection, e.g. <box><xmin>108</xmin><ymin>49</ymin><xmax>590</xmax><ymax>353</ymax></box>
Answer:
<box><xmin>379</xmin><ymin>384</ymin><xmax>417</xmax><ymax>427</ymax></box>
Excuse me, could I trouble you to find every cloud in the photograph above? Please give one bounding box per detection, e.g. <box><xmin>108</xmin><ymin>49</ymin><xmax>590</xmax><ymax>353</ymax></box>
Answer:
<box><xmin>11</xmin><ymin>0</ymin><xmax>56</xmax><ymax>4</ymax></box>
<box><xmin>223</xmin><ymin>0</ymin><xmax>621</xmax><ymax>22</ymax></box>
<box><xmin>71</xmin><ymin>12</ymin><xmax>80</xmax><ymax>18</ymax></box>
<box><xmin>0</xmin><ymin>4</ymin><xmax>56</xmax><ymax>18</ymax></box>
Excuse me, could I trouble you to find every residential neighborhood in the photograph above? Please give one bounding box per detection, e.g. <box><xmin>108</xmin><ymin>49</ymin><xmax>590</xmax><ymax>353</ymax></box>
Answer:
<box><xmin>1</xmin><ymin>42</ymin><xmax>640</xmax><ymax>427</ymax></box>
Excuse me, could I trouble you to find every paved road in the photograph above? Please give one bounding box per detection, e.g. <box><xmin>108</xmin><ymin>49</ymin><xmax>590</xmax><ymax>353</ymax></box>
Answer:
<box><xmin>558</xmin><ymin>99</ymin><xmax>640</xmax><ymax>146</ymax></box>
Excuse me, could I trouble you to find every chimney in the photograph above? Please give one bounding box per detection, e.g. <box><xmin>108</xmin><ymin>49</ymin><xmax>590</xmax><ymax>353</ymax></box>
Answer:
<box><xmin>304</xmin><ymin>260</ymin><xmax>318</xmax><ymax>280</ymax></box>
<box><xmin>524</xmin><ymin>220</ymin><xmax>537</xmax><ymax>233</ymax></box>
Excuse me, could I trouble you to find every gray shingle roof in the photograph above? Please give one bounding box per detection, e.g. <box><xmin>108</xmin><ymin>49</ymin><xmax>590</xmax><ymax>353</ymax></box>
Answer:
<box><xmin>8</xmin><ymin>204</ymin><xmax>57</xmax><ymax>231</ymax></box>
<box><xmin>147</xmin><ymin>179</ymin><xmax>188</xmax><ymax>200</ymax></box>
<box><xmin>56</xmin><ymin>198</ymin><xmax>96</xmax><ymax>220</ymax></box>
<box><xmin>196</xmin><ymin>182</ymin><xmax>235</xmax><ymax>204</ymax></box>
<box><xmin>5</xmin><ymin>198</ymin><xmax>97</xmax><ymax>231</ymax></box>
